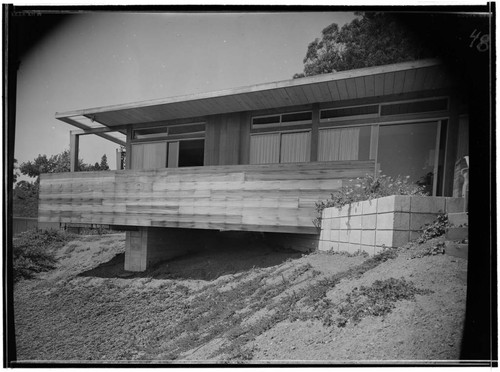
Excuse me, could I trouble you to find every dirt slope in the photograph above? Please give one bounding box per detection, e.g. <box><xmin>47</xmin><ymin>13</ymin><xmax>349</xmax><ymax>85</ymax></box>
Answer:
<box><xmin>13</xmin><ymin>232</ymin><xmax>467</xmax><ymax>363</ymax></box>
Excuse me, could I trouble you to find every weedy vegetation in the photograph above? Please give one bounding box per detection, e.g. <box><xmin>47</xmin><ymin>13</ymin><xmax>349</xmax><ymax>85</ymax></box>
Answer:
<box><xmin>13</xmin><ymin>229</ymin><xmax>76</xmax><ymax>282</ymax></box>
<box><xmin>314</xmin><ymin>173</ymin><xmax>427</xmax><ymax>229</ymax></box>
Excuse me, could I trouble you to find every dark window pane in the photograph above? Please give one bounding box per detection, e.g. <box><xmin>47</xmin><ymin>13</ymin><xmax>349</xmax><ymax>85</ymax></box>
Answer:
<box><xmin>380</xmin><ymin>98</ymin><xmax>448</xmax><ymax>116</ymax></box>
<box><xmin>253</xmin><ymin>115</ymin><xmax>280</xmax><ymax>126</ymax></box>
<box><xmin>178</xmin><ymin>139</ymin><xmax>204</xmax><ymax>167</ymax></box>
<box><xmin>282</xmin><ymin>111</ymin><xmax>312</xmax><ymax>123</ymax></box>
<box><xmin>377</xmin><ymin>122</ymin><xmax>439</xmax><ymax>195</ymax></box>
<box><xmin>320</xmin><ymin>105</ymin><xmax>379</xmax><ymax>119</ymax></box>
<box><xmin>168</xmin><ymin>123</ymin><xmax>205</xmax><ymax>135</ymax></box>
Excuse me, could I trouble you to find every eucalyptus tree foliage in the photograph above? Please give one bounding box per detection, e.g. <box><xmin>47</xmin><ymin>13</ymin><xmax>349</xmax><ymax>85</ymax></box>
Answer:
<box><xmin>294</xmin><ymin>12</ymin><xmax>433</xmax><ymax>78</ymax></box>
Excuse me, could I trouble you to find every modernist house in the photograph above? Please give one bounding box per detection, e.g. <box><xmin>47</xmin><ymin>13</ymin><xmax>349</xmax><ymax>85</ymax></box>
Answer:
<box><xmin>39</xmin><ymin>59</ymin><xmax>469</xmax><ymax>271</ymax></box>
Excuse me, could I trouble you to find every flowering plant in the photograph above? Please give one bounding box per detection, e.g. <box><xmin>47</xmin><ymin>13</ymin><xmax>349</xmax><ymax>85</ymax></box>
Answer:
<box><xmin>313</xmin><ymin>172</ymin><xmax>427</xmax><ymax>230</ymax></box>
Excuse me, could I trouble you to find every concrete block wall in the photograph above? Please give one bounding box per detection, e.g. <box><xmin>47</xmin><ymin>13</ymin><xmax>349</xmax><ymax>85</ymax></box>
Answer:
<box><xmin>319</xmin><ymin>196</ymin><xmax>465</xmax><ymax>255</ymax></box>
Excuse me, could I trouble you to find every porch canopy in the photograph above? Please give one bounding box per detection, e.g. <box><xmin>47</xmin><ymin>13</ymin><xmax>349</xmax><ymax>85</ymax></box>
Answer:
<box><xmin>56</xmin><ymin>59</ymin><xmax>450</xmax><ymax>139</ymax></box>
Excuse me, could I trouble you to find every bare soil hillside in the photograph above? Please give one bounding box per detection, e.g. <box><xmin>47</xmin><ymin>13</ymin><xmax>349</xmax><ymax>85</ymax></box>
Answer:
<box><xmin>13</xmin><ymin>232</ymin><xmax>467</xmax><ymax>364</ymax></box>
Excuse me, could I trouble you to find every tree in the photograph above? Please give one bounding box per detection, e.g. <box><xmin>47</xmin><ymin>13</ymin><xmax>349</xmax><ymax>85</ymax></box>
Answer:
<box><xmin>294</xmin><ymin>12</ymin><xmax>433</xmax><ymax>78</ymax></box>
<box><xmin>15</xmin><ymin>150</ymin><xmax>110</xmax><ymax>217</ymax></box>
<box><xmin>13</xmin><ymin>180</ymin><xmax>39</xmax><ymax>217</ymax></box>
<box><xmin>19</xmin><ymin>149</ymin><xmax>110</xmax><ymax>180</ymax></box>
<box><xmin>99</xmin><ymin>154</ymin><xmax>109</xmax><ymax>171</ymax></box>
<box><xmin>13</xmin><ymin>158</ymin><xmax>19</xmax><ymax>184</ymax></box>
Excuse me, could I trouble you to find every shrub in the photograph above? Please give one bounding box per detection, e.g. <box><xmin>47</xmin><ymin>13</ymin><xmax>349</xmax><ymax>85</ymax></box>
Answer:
<box><xmin>13</xmin><ymin>229</ymin><xmax>75</xmax><ymax>282</ymax></box>
<box><xmin>416</xmin><ymin>214</ymin><xmax>450</xmax><ymax>244</ymax></box>
<box><xmin>314</xmin><ymin>173</ymin><xmax>427</xmax><ymax>229</ymax></box>
<box><xmin>333</xmin><ymin>277</ymin><xmax>433</xmax><ymax>327</ymax></box>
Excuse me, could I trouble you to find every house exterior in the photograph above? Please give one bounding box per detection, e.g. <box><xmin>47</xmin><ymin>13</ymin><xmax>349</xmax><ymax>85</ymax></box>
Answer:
<box><xmin>39</xmin><ymin>59</ymin><xmax>469</xmax><ymax>271</ymax></box>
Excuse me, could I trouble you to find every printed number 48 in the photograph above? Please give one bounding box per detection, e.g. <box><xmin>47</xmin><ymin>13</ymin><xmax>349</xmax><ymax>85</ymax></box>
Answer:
<box><xmin>470</xmin><ymin>29</ymin><xmax>489</xmax><ymax>52</ymax></box>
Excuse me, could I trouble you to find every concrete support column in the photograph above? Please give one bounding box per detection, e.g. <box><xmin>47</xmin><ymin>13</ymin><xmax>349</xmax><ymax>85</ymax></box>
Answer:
<box><xmin>124</xmin><ymin>227</ymin><xmax>205</xmax><ymax>272</ymax></box>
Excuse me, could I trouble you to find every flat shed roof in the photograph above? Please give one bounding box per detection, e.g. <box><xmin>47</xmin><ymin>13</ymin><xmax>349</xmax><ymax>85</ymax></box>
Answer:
<box><xmin>57</xmin><ymin>59</ymin><xmax>450</xmax><ymax>133</ymax></box>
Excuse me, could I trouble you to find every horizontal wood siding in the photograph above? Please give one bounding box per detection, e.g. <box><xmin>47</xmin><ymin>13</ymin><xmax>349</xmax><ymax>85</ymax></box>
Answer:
<box><xmin>39</xmin><ymin>161</ymin><xmax>375</xmax><ymax>234</ymax></box>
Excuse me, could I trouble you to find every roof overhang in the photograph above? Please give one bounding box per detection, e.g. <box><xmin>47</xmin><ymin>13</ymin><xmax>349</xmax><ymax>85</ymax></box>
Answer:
<box><xmin>56</xmin><ymin>58</ymin><xmax>451</xmax><ymax>134</ymax></box>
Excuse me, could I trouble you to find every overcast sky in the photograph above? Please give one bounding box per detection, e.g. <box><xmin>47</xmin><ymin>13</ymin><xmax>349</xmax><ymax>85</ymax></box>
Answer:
<box><xmin>14</xmin><ymin>11</ymin><xmax>356</xmax><ymax>174</ymax></box>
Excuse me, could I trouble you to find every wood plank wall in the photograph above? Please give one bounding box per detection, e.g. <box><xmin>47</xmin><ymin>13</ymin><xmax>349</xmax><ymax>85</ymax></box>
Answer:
<box><xmin>39</xmin><ymin>161</ymin><xmax>375</xmax><ymax>235</ymax></box>
<box><xmin>205</xmin><ymin>113</ymin><xmax>242</xmax><ymax>166</ymax></box>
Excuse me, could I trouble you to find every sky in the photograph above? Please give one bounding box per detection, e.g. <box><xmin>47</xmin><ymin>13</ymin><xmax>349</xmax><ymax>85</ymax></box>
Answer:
<box><xmin>14</xmin><ymin>11</ymin><xmax>356</xmax><ymax>177</ymax></box>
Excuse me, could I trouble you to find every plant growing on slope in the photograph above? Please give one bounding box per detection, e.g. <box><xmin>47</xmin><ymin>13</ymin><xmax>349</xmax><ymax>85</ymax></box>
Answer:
<box><xmin>13</xmin><ymin>229</ymin><xmax>75</xmax><ymax>282</ymax></box>
<box><xmin>416</xmin><ymin>213</ymin><xmax>450</xmax><ymax>244</ymax></box>
<box><xmin>314</xmin><ymin>173</ymin><xmax>427</xmax><ymax>229</ymax></box>
<box><xmin>333</xmin><ymin>277</ymin><xmax>433</xmax><ymax>327</ymax></box>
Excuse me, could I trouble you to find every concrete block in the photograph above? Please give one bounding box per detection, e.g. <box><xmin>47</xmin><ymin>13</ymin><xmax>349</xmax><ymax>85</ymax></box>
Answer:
<box><xmin>330</xmin><ymin>217</ymin><xmax>340</xmax><ymax>230</ymax></box>
<box><xmin>348</xmin><ymin>215</ymin><xmax>363</xmax><ymax>229</ymax></box>
<box><xmin>373</xmin><ymin>246</ymin><xmax>385</xmax><ymax>255</ymax></box>
<box><xmin>361</xmin><ymin>230</ymin><xmax>376</xmax><ymax>246</ymax></box>
<box><xmin>375</xmin><ymin>230</ymin><xmax>393</xmax><ymax>247</ymax></box>
<box><xmin>339</xmin><ymin>216</ymin><xmax>350</xmax><ymax>230</ymax></box>
<box><xmin>328</xmin><ymin>242</ymin><xmax>339</xmax><ymax>252</ymax></box>
<box><xmin>338</xmin><ymin>242</ymin><xmax>350</xmax><ymax>252</ymax></box>
<box><xmin>339</xmin><ymin>229</ymin><xmax>349</xmax><ymax>243</ymax></box>
<box><xmin>448</xmin><ymin>212</ymin><xmax>468</xmax><ymax>227</ymax></box>
<box><xmin>330</xmin><ymin>228</ymin><xmax>340</xmax><ymax>242</ymax></box>
<box><xmin>323</xmin><ymin>228</ymin><xmax>331</xmax><ymax>242</ymax></box>
<box><xmin>347</xmin><ymin>242</ymin><xmax>361</xmax><ymax>253</ymax></box>
<box><xmin>330</xmin><ymin>207</ymin><xmax>342</xmax><ymax>218</ymax></box>
<box><xmin>410</xmin><ymin>196</ymin><xmax>445</xmax><ymax>213</ymax></box>
<box><xmin>361</xmin><ymin>214</ymin><xmax>377</xmax><ymax>230</ymax></box>
<box><xmin>445</xmin><ymin>197</ymin><xmax>465</xmax><ymax>213</ymax></box>
<box><xmin>410</xmin><ymin>231</ymin><xmax>422</xmax><ymax>242</ymax></box>
<box><xmin>349</xmin><ymin>229</ymin><xmax>362</xmax><ymax>244</ymax></box>
<box><xmin>376</xmin><ymin>230</ymin><xmax>410</xmax><ymax>248</ymax></box>
<box><xmin>359</xmin><ymin>244</ymin><xmax>375</xmax><ymax>255</ymax></box>
<box><xmin>445</xmin><ymin>227</ymin><xmax>468</xmax><ymax>241</ymax></box>
<box><xmin>377</xmin><ymin>195</ymin><xmax>411</xmax><ymax>213</ymax></box>
<box><xmin>322</xmin><ymin>218</ymin><xmax>331</xmax><ymax>231</ymax></box>
<box><xmin>410</xmin><ymin>213</ymin><xmax>439</xmax><ymax>231</ymax></box>
<box><xmin>323</xmin><ymin>208</ymin><xmax>333</xmax><ymax>219</ymax></box>
<box><xmin>392</xmin><ymin>230</ymin><xmax>411</xmax><ymax>247</ymax></box>
<box><xmin>376</xmin><ymin>212</ymin><xmax>410</xmax><ymax>230</ymax></box>
<box><xmin>362</xmin><ymin>199</ymin><xmax>378</xmax><ymax>215</ymax></box>
<box><xmin>338</xmin><ymin>205</ymin><xmax>350</xmax><ymax>217</ymax></box>
<box><xmin>318</xmin><ymin>240</ymin><xmax>329</xmax><ymax>251</ymax></box>
<box><xmin>349</xmin><ymin>202</ymin><xmax>363</xmax><ymax>216</ymax></box>
<box><xmin>319</xmin><ymin>229</ymin><xmax>326</xmax><ymax>242</ymax></box>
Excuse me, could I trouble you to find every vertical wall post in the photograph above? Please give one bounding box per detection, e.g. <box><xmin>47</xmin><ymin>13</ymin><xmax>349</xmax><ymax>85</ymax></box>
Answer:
<box><xmin>442</xmin><ymin>95</ymin><xmax>460</xmax><ymax>196</ymax></box>
<box><xmin>310</xmin><ymin>103</ymin><xmax>320</xmax><ymax>162</ymax></box>
<box><xmin>125</xmin><ymin>127</ymin><xmax>132</xmax><ymax>170</ymax></box>
<box><xmin>115</xmin><ymin>148</ymin><xmax>122</xmax><ymax>170</ymax></box>
<box><xmin>70</xmin><ymin>132</ymin><xmax>80</xmax><ymax>172</ymax></box>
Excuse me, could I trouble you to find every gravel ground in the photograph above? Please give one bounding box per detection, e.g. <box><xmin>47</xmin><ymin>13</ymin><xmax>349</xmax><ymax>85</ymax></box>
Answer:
<box><xmin>13</xmin><ymin>232</ymin><xmax>467</xmax><ymax>364</ymax></box>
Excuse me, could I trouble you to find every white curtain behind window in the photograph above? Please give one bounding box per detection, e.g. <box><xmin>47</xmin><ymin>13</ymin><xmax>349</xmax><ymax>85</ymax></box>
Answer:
<box><xmin>250</xmin><ymin>133</ymin><xmax>280</xmax><ymax>164</ymax></box>
<box><xmin>280</xmin><ymin>131</ymin><xmax>311</xmax><ymax>163</ymax></box>
<box><xmin>318</xmin><ymin>127</ymin><xmax>359</xmax><ymax>161</ymax></box>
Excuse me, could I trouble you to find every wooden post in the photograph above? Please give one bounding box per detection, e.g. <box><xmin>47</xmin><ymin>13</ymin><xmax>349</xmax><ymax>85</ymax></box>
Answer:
<box><xmin>115</xmin><ymin>148</ymin><xmax>122</xmax><ymax>170</ymax></box>
<box><xmin>310</xmin><ymin>104</ymin><xmax>319</xmax><ymax>162</ymax></box>
<box><xmin>442</xmin><ymin>94</ymin><xmax>460</xmax><ymax>196</ymax></box>
<box><xmin>125</xmin><ymin>127</ymin><xmax>133</xmax><ymax>170</ymax></box>
<box><xmin>70</xmin><ymin>133</ymin><xmax>79</xmax><ymax>172</ymax></box>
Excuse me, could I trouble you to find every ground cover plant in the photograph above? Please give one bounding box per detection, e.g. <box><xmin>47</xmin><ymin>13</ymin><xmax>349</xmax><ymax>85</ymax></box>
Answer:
<box><xmin>13</xmin><ymin>229</ymin><xmax>75</xmax><ymax>282</ymax></box>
